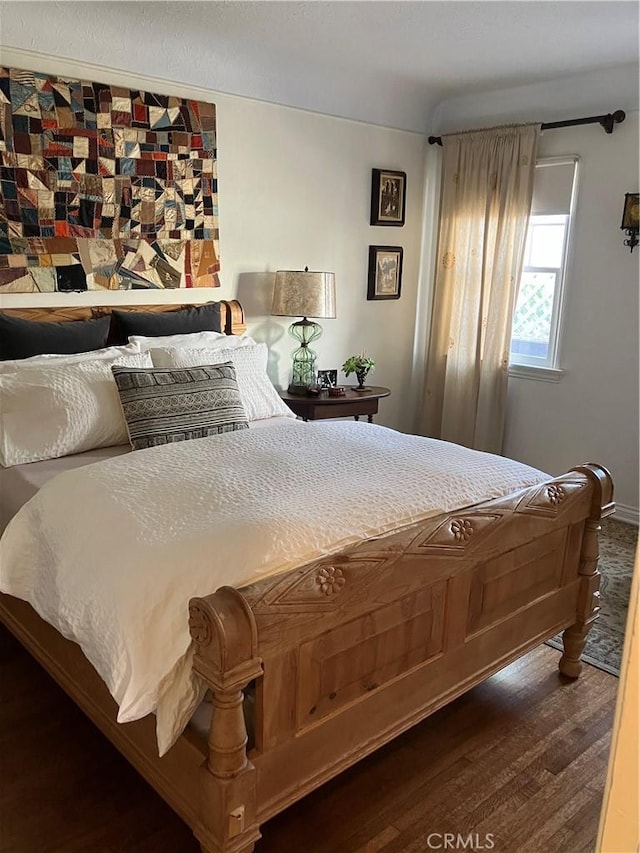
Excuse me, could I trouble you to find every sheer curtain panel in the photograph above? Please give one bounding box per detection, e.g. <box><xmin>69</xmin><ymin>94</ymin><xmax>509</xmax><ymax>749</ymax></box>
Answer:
<box><xmin>421</xmin><ymin>124</ymin><xmax>540</xmax><ymax>454</ymax></box>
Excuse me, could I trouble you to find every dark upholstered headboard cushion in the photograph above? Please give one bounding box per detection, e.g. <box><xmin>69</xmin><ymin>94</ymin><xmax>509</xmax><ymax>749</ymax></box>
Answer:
<box><xmin>0</xmin><ymin>313</ymin><xmax>111</xmax><ymax>360</ymax></box>
<box><xmin>109</xmin><ymin>302</ymin><xmax>222</xmax><ymax>344</ymax></box>
<box><xmin>0</xmin><ymin>301</ymin><xmax>246</xmax><ymax>359</ymax></box>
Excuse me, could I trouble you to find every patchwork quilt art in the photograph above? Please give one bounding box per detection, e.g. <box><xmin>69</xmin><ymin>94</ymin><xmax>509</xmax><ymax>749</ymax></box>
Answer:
<box><xmin>0</xmin><ymin>66</ymin><xmax>220</xmax><ymax>292</ymax></box>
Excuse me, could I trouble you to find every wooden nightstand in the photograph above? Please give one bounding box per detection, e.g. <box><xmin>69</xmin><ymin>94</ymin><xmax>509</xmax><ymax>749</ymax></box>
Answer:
<box><xmin>279</xmin><ymin>386</ymin><xmax>391</xmax><ymax>422</ymax></box>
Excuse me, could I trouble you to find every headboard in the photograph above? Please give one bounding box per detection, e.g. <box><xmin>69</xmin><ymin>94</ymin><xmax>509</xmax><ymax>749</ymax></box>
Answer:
<box><xmin>0</xmin><ymin>300</ymin><xmax>246</xmax><ymax>336</ymax></box>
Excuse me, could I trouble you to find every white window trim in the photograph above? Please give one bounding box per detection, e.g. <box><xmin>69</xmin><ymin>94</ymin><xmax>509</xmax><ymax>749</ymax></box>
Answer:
<box><xmin>508</xmin><ymin>364</ymin><xmax>565</xmax><ymax>383</ymax></box>
<box><xmin>509</xmin><ymin>155</ymin><xmax>580</xmax><ymax>382</ymax></box>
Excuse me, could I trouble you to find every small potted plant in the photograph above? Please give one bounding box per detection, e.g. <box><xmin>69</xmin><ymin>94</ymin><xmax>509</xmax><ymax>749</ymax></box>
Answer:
<box><xmin>342</xmin><ymin>353</ymin><xmax>375</xmax><ymax>390</ymax></box>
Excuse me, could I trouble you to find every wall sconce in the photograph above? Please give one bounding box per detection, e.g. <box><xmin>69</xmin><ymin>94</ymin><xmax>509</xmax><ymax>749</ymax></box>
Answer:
<box><xmin>621</xmin><ymin>193</ymin><xmax>639</xmax><ymax>253</ymax></box>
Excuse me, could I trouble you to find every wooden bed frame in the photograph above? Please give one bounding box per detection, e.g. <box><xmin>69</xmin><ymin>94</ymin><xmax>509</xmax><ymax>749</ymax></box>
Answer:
<box><xmin>0</xmin><ymin>299</ymin><xmax>615</xmax><ymax>853</ymax></box>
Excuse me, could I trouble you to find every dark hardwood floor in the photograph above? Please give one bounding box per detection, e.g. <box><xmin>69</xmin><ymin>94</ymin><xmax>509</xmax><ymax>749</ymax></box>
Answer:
<box><xmin>0</xmin><ymin>626</ymin><xmax>617</xmax><ymax>853</ymax></box>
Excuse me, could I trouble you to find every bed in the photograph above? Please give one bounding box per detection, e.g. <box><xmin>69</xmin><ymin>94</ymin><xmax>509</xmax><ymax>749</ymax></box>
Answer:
<box><xmin>0</xmin><ymin>299</ymin><xmax>614</xmax><ymax>853</ymax></box>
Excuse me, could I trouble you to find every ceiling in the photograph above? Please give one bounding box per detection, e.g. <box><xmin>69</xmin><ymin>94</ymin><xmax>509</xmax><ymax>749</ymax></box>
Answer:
<box><xmin>2</xmin><ymin>1</ymin><xmax>639</xmax><ymax>132</ymax></box>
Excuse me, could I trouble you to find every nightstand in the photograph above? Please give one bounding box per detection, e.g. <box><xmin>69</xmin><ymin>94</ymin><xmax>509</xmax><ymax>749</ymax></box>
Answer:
<box><xmin>279</xmin><ymin>386</ymin><xmax>391</xmax><ymax>422</ymax></box>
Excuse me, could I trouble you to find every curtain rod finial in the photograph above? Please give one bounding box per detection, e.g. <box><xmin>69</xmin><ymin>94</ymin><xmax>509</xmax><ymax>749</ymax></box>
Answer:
<box><xmin>600</xmin><ymin>110</ymin><xmax>626</xmax><ymax>134</ymax></box>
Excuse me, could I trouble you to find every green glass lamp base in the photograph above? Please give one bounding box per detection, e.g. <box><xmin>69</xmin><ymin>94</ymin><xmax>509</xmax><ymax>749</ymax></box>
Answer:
<box><xmin>288</xmin><ymin>317</ymin><xmax>322</xmax><ymax>393</ymax></box>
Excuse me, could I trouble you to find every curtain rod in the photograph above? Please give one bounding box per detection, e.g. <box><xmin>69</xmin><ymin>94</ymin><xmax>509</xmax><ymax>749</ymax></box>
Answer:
<box><xmin>427</xmin><ymin>109</ymin><xmax>626</xmax><ymax>146</ymax></box>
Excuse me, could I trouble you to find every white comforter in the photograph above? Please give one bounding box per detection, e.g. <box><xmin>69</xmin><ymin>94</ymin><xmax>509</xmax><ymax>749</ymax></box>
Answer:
<box><xmin>0</xmin><ymin>421</ymin><xmax>549</xmax><ymax>753</ymax></box>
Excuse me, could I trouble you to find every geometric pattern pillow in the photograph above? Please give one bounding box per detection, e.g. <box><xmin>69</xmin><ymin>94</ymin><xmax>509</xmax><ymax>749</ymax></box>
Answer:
<box><xmin>111</xmin><ymin>363</ymin><xmax>249</xmax><ymax>450</ymax></box>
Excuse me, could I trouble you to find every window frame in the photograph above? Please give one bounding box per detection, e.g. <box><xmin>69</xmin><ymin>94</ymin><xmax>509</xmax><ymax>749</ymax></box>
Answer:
<box><xmin>509</xmin><ymin>155</ymin><xmax>579</xmax><ymax>381</ymax></box>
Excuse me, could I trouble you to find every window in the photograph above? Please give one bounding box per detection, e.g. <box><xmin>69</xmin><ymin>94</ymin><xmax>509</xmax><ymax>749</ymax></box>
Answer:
<box><xmin>510</xmin><ymin>157</ymin><xmax>578</xmax><ymax>375</ymax></box>
<box><xmin>511</xmin><ymin>214</ymin><xmax>569</xmax><ymax>365</ymax></box>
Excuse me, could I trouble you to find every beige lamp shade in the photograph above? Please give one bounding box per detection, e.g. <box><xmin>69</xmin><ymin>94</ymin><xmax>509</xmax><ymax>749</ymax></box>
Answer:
<box><xmin>271</xmin><ymin>269</ymin><xmax>336</xmax><ymax>319</ymax></box>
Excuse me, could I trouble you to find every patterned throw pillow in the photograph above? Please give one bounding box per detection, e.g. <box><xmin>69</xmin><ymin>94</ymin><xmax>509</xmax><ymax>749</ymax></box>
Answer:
<box><xmin>111</xmin><ymin>363</ymin><xmax>249</xmax><ymax>450</ymax></box>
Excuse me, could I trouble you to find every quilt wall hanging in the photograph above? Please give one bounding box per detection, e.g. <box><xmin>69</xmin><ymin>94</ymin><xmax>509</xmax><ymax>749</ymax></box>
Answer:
<box><xmin>0</xmin><ymin>66</ymin><xmax>220</xmax><ymax>292</ymax></box>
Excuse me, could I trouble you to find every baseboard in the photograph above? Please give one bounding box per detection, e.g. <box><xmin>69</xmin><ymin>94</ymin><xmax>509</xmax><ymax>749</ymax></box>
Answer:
<box><xmin>612</xmin><ymin>504</ymin><xmax>639</xmax><ymax>526</ymax></box>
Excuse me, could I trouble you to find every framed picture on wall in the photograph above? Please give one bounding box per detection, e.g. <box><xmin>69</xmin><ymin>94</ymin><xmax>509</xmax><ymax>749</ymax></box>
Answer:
<box><xmin>370</xmin><ymin>169</ymin><xmax>406</xmax><ymax>226</ymax></box>
<box><xmin>367</xmin><ymin>245</ymin><xmax>403</xmax><ymax>301</ymax></box>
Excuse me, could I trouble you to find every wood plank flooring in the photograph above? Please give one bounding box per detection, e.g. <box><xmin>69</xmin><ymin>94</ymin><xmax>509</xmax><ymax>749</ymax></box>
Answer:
<box><xmin>0</xmin><ymin>626</ymin><xmax>618</xmax><ymax>853</ymax></box>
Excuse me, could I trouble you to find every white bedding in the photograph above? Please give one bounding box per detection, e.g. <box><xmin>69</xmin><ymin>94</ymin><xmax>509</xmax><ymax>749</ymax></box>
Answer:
<box><xmin>0</xmin><ymin>415</ymin><xmax>296</xmax><ymax>533</ymax></box>
<box><xmin>0</xmin><ymin>421</ymin><xmax>549</xmax><ymax>754</ymax></box>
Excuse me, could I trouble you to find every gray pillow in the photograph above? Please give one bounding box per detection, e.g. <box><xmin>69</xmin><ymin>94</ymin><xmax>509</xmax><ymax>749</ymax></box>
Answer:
<box><xmin>110</xmin><ymin>303</ymin><xmax>222</xmax><ymax>344</ymax></box>
<box><xmin>111</xmin><ymin>362</ymin><xmax>249</xmax><ymax>450</ymax></box>
<box><xmin>0</xmin><ymin>314</ymin><xmax>110</xmax><ymax>360</ymax></box>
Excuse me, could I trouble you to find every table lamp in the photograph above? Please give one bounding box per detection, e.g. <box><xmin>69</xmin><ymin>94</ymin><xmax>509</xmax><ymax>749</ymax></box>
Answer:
<box><xmin>271</xmin><ymin>266</ymin><xmax>336</xmax><ymax>394</ymax></box>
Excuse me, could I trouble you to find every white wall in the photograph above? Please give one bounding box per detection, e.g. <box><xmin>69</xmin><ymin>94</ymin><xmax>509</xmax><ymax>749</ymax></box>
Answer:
<box><xmin>431</xmin><ymin>64</ymin><xmax>639</xmax><ymax>135</ymax></box>
<box><xmin>504</xmin><ymin>115</ymin><xmax>639</xmax><ymax>520</ymax></box>
<box><xmin>2</xmin><ymin>34</ymin><xmax>637</xmax><ymax>508</ymax></box>
<box><xmin>0</xmin><ymin>47</ymin><xmax>426</xmax><ymax>433</ymax></box>
<box><xmin>434</xmin><ymin>74</ymin><xmax>639</xmax><ymax>520</ymax></box>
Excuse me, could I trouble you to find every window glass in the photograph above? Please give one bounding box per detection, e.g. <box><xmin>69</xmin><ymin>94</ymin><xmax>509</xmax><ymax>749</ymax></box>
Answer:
<box><xmin>510</xmin><ymin>158</ymin><xmax>577</xmax><ymax>371</ymax></box>
<box><xmin>511</xmin><ymin>271</ymin><xmax>557</xmax><ymax>361</ymax></box>
<box><xmin>528</xmin><ymin>221</ymin><xmax>566</xmax><ymax>268</ymax></box>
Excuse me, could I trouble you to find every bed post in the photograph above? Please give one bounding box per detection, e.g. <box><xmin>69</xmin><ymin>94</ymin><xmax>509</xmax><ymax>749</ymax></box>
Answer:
<box><xmin>559</xmin><ymin>464</ymin><xmax>615</xmax><ymax>678</ymax></box>
<box><xmin>188</xmin><ymin>587</ymin><xmax>263</xmax><ymax>853</ymax></box>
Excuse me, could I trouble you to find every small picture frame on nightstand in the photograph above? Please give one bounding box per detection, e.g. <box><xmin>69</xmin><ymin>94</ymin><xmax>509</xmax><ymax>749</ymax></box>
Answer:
<box><xmin>317</xmin><ymin>369</ymin><xmax>338</xmax><ymax>389</ymax></box>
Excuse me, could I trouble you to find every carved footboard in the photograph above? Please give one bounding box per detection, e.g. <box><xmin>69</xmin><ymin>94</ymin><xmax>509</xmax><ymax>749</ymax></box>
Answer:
<box><xmin>188</xmin><ymin>465</ymin><xmax>614</xmax><ymax>853</ymax></box>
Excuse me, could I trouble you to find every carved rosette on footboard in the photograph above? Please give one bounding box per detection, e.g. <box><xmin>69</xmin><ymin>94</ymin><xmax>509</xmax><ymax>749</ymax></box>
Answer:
<box><xmin>188</xmin><ymin>464</ymin><xmax>613</xmax><ymax>853</ymax></box>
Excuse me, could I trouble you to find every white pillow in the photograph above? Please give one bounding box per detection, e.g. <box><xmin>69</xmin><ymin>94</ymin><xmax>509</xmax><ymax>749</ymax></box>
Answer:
<box><xmin>0</xmin><ymin>352</ymin><xmax>152</xmax><ymax>466</ymax></box>
<box><xmin>150</xmin><ymin>343</ymin><xmax>296</xmax><ymax>422</ymax></box>
<box><xmin>129</xmin><ymin>331</ymin><xmax>256</xmax><ymax>351</ymax></box>
<box><xmin>0</xmin><ymin>342</ymin><xmax>143</xmax><ymax>374</ymax></box>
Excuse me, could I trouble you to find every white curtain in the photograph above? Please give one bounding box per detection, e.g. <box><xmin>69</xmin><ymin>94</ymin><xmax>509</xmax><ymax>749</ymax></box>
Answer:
<box><xmin>421</xmin><ymin>124</ymin><xmax>540</xmax><ymax>454</ymax></box>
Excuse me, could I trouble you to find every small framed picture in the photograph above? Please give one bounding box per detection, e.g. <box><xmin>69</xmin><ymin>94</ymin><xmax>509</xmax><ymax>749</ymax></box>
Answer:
<box><xmin>370</xmin><ymin>168</ymin><xmax>406</xmax><ymax>226</ymax></box>
<box><xmin>367</xmin><ymin>246</ymin><xmax>403</xmax><ymax>301</ymax></box>
<box><xmin>317</xmin><ymin>369</ymin><xmax>338</xmax><ymax>389</ymax></box>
